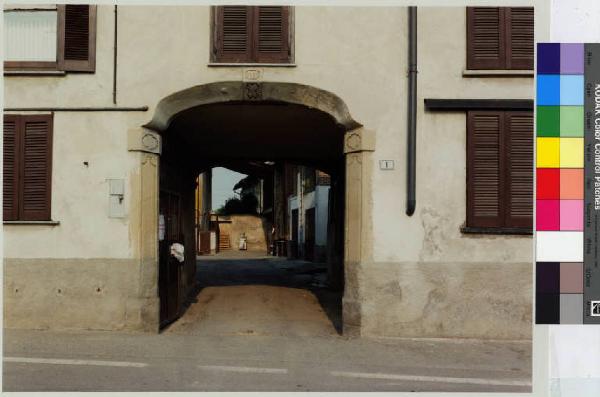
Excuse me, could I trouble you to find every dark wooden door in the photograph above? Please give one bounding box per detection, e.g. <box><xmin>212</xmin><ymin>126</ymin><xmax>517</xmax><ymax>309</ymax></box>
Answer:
<box><xmin>290</xmin><ymin>209</ymin><xmax>299</xmax><ymax>258</ymax></box>
<box><xmin>159</xmin><ymin>191</ymin><xmax>183</xmax><ymax>328</ymax></box>
<box><xmin>198</xmin><ymin>231</ymin><xmax>211</xmax><ymax>255</ymax></box>
<box><xmin>304</xmin><ymin>207</ymin><xmax>316</xmax><ymax>262</ymax></box>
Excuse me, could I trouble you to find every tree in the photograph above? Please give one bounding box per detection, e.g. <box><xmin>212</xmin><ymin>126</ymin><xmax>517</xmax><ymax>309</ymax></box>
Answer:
<box><xmin>215</xmin><ymin>193</ymin><xmax>259</xmax><ymax>215</ymax></box>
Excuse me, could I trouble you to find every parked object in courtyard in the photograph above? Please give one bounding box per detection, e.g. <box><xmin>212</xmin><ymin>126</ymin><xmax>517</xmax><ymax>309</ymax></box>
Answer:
<box><xmin>239</xmin><ymin>233</ymin><xmax>247</xmax><ymax>250</ymax></box>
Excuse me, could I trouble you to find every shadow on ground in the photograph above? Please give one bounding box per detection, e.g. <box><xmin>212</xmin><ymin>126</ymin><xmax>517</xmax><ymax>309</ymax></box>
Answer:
<box><xmin>163</xmin><ymin>251</ymin><xmax>342</xmax><ymax>336</ymax></box>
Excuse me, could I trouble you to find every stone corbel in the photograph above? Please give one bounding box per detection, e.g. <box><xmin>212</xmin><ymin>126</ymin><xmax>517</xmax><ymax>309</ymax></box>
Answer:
<box><xmin>344</xmin><ymin>127</ymin><xmax>375</xmax><ymax>154</ymax></box>
<box><xmin>128</xmin><ymin>127</ymin><xmax>162</xmax><ymax>155</ymax></box>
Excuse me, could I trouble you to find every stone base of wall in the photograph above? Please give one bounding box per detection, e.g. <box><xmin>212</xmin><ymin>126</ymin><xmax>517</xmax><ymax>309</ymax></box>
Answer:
<box><xmin>343</xmin><ymin>261</ymin><xmax>532</xmax><ymax>340</ymax></box>
<box><xmin>5</xmin><ymin>258</ymin><xmax>532</xmax><ymax>339</ymax></box>
<box><xmin>4</xmin><ymin>258</ymin><xmax>158</xmax><ymax>332</ymax></box>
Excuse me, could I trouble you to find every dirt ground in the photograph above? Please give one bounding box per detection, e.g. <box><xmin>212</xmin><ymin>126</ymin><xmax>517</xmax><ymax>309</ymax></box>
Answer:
<box><xmin>164</xmin><ymin>251</ymin><xmax>342</xmax><ymax>337</ymax></box>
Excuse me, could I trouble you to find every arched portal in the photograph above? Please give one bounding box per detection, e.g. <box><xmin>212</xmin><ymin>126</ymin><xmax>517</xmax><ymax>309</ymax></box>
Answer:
<box><xmin>145</xmin><ymin>81</ymin><xmax>362</xmax><ymax>132</ymax></box>
<box><xmin>130</xmin><ymin>81</ymin><xmax>374</xmax><ymax>335</ymax></box>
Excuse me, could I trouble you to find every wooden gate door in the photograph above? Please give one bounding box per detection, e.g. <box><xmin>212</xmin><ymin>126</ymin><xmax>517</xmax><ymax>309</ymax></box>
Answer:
<box><xmin>159</xmin><ymin>190</ymin><xmax>183</xmax><ymax>327</ymax></box>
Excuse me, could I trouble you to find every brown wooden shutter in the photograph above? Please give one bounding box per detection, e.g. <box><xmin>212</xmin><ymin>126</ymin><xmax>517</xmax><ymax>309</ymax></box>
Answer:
<box><xmin>467</xmin><ymin>111</ymin><xmax>504</xmax><ymax>227</ymax></box>
<box><xmin>467</xmin><ymin>7</ymin><xmax>506</xmax><ymax>70</ymax></box>
<box><xmin>505</xmin><ymin>111</ymin><xmax>533</xmax><ymax>228</ymax></box>
<box><xmin>58</xmin><ymin>5</ymin><xmax>97</xmax><ymax>72</ymax></box>
<box><xmin>255</xmin><ymin>6</ymin><xmax>290</xmax><ymax>63</ymax></box>
<box><xmin>3</xmin><ymin>116</ymin><xmax>19</xmax><ymax>221</ymax></box>
<box><xmin>21</xmin><ymin>115</ymin><xmax>53</xmax><ymax>221</ymax></box>
<box><xmin>506</xmin><ymin>8</ymin><xmax>534</xmax><ymax>70</ymax></box>
<box><xmin>214</xmin><ymin>6</ymin><xmax>253</xmax><ymax>63</ymax></box>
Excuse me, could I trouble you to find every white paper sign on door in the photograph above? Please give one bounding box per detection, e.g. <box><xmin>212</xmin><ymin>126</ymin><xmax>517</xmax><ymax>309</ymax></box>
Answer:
<box><xmin>158</xmin><ymin>214</ymin><xmax>165</xmax><ymax>241</ymax></box>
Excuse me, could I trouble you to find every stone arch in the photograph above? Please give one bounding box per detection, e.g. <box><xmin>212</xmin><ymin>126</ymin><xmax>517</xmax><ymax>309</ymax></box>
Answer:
<box><xmin>131</xmin><ymin>81</ymin><xmax>373</xmax><ymax>335</ymax></box>
<box><xmin>144</xmin><ymin>81</ymin><xmax>362</xmax><ymax>133</ymax></box>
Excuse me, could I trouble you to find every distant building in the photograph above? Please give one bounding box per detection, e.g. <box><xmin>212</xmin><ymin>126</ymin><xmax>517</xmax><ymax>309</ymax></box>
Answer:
<box><xmin>206</xmin><ymin>164</ymin><xmax>331</xmax><ymax>264</ymax></box>
<box><xmin>287</xmin><ymin>166</ymin><xmax>331</xmax><ymax>262</ymax></box>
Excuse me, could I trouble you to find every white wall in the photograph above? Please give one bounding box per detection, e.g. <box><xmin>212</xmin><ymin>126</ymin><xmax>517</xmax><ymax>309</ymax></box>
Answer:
<box><xmin>288</xmin><ymin>186</ymin><xmax>329</xmax><ymax>247</ymax></box>
<box><xmin>314</xmin><ymin>186</ymin><xmax>330</xmax><ymax>246</ymax></box>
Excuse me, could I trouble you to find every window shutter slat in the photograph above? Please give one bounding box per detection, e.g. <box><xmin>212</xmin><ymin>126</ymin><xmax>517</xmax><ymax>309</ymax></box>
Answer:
<box><xmin>506</xmin><ymin>8</ymin><xmax>534</xmax><ymax>69</ymax></box>
<box><xmin>3</xmin><ymin>116</ymin><xmax>19</xmax><ymax>221</ymax></box>
<box><xmin>21</xmin><ymin>115</ymin><xmax>52</xmax><ymax>221</ymax></box>
<box><xmin>215</xmin><ymin>6</ymin><xmax>252</xmax><ymax>62</ymax></box>
<box><xmin>58</xmin><ymin>5</ymin><xmax>96</xmax><ymax>72</ymax></box>
<box><xmin>467</xmin><ymin>7</ymin><xmax>506</xmax><ymax>69</ymax></box>
<box><xmin>255</xmin><ymin>6</ymin><xmax>289</xmax><ymax>63</ymax></box>
<box><xmin>505</xmin><ymin>112</ymin><xmax>533</xmax><ymax>228</ymax></box>
<box><xmin>467</xmin><ymin>111</ymin><xmax>504</xmax><ymax>227</ymax></box>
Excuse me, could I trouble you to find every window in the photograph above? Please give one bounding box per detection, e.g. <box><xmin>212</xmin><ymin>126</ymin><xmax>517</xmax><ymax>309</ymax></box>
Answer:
<box><xmin>3</xmin><ymin>114</ymin><xmax>53</xmax><ymax>221</ymax></box>
<box><xmin>4</xmin><ymin>5</ymin><xmax>96</xmax><ymax>72</ymax></box>
<box><xmin>466</xmin><ymin>110</ymin><xmax>533</xmax><ymax>231</ymax></box>
<box><xmin>467</xmin><ymin>7</ymin><xmax>533</xmax><ymax>70</ymax></box>
<box><xmin>212</xmin><ymin>6</ymin><xmax>292</xmax><ymax>64</ymax></box>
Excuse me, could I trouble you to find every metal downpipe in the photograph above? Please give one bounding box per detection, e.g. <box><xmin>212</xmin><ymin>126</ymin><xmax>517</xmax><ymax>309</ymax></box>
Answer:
<box><xmin>406</xmin><ymin>7</ymin><xmax>418</xmax><ymax>216</ymax></box>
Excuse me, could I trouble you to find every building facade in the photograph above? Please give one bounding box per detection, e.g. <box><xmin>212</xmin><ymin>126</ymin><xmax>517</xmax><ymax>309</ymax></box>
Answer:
<box><xmin>286</xmin><ymin>166</ymin><xmax>330</xmax><ymax>262</ymax></box>
<box><xmin>3</xmin><ymin>3</ymin><xmax>546</xmax><ymax>338</ymax></box>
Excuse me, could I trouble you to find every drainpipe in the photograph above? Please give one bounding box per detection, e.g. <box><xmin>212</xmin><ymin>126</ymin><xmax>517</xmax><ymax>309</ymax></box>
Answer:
<box><xmin>406</xmin><ymin>6</ymin><xmax>418</xmax><ymax>216</ymax></box>
<box><xmin>112</xmin><ymin>5</ymin><xmax>118</xmax><ymax>105</ymax></box>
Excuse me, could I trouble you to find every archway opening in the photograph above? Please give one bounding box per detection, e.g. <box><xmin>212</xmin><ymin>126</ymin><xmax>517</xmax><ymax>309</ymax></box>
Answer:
<box><xmin>148</xmin><ymin>83</ymin><xmax>359</xmax><ymax>336</ymax></box>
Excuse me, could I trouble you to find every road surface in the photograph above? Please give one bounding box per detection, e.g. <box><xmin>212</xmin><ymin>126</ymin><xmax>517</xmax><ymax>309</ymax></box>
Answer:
<box><xmin>3</xmin><ymin>253</ymin><xmax>532</xmax><ymax>392</ymax></box>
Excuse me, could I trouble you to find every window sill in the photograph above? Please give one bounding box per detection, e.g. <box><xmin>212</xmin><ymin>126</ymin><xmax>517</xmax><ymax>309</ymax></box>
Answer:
<box><xmin>460</xmin><ymin>226</ymin><xmax>532</xmax><ymax>236</ymax></box>
<box><xmin>463</xmin><ymin>69</ymin><xmax>534</xmax><ymax>77</ymax></box>
<box><xmin>207</xmin><ymin>63</ymin><xmax>297</xmax><ymax>68</ymax></box>
<box><xmin>4</xmin><ymin>70</ymin><xmax>66</xmax><ymax>77</ymax></box>
<box><xmin>4</xmin><ymin>220</ymin><xmax>60</xmax><ymax>226</ymax></box>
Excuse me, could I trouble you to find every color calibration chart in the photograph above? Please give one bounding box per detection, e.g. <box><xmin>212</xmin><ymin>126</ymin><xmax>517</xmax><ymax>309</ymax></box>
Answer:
<box><xmin>536</xmin><ymin>43</ymin><xmax>600</xmax><ymax>324</ymax></box>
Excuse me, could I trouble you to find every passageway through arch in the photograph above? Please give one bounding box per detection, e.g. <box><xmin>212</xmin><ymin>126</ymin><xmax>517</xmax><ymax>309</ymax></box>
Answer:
<box><xmin>140</xmin><ymin>81</ymin><xmax>371</xmax><ymax>335</ymax></box>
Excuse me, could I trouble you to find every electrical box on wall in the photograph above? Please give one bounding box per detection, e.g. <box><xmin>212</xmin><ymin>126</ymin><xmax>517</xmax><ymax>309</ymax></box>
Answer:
<box><xmin>107</xmin><ymin>178</ymin><xmax>125</xmax><ymax>218</ymax></box>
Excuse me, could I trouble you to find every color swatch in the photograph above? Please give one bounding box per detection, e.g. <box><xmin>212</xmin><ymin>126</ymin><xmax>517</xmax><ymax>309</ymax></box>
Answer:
<box><xmin>583</xmin><ymin>44</ymin><xmax>600</xmax><ymax>324</ymax></box>
<box><xmin>536</xmin><ymin>43</ymin><xmax>585</xmax><ymax>324</ymax></box>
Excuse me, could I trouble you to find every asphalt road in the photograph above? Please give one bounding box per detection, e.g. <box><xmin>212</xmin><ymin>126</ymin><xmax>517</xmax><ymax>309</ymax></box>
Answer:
<box><xmin>2</xmin><ymin>253</ymin><xmax>532</xmax><ymax>392</ymax></box>
<box><xmin>3</xmin><ymin>328</ymin><xmax>531</xmax><ymax>392</ymax></box>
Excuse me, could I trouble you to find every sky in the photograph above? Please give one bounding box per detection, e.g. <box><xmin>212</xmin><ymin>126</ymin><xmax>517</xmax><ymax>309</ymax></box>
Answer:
<box><xmin>211</xmin><ymin>167</ymin><xmax>247</xmax><ymax>211</ymax></box>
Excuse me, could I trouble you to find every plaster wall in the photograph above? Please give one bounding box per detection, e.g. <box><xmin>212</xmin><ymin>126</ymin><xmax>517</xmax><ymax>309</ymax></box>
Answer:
<box><xmin>314</xmin><ymin>186</ymin><xmax>330</xmax><ymax>247</ymax></box>
<box><xmin>3</xmin><ymin>112</ymin><xmax>144</xmax><ymax>259</ymax></box>
<box><xmin>3</xmin><ymin>4</ymin><xmax>548</xmax><ymax>337</ymax></box>
<box><xmin>4</xmin><ymin>5</ymin><xmax>538</xmax><ymax>264</ymax></box>
<box><xmin>348</xmin><ymin>6</ymin><xmax>541</xmax><ymax>339</ymax></box>
<box><xmin>372</xmin><ymin>7</ymin><xmax>534</xmax><ymax>264</ymax></box>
